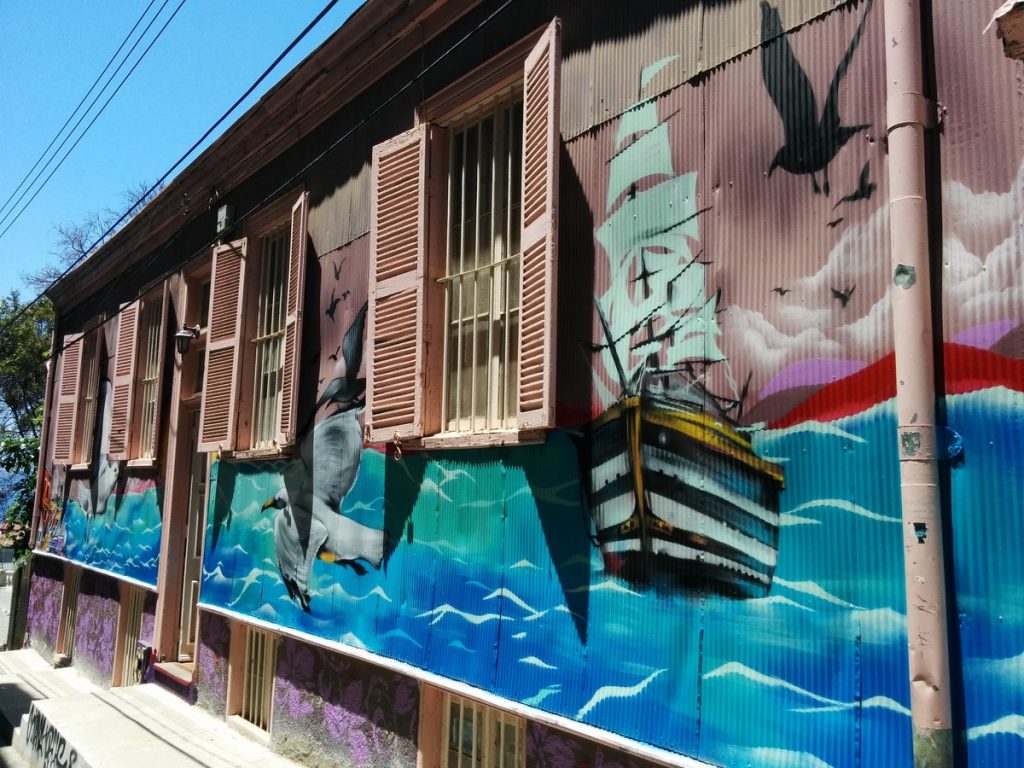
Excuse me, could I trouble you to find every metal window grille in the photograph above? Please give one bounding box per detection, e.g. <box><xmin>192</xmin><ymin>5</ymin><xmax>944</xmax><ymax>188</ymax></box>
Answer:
<box><xmin>441</xmin><ymin>95</ymin><xmax>523</xmax><ymax>433</ymax></box>
<box><xmin>59</xmin><ymin>566</ymin><xmax>82</xmax><ymax>657</ymax></box>
<box><xmin>120</xmin><ymin>586</ymin><xmax>146</xmax><ymax>686</ymax></box>
<box><xmin>76</xmin><ymin>334</ymin><xmax>99</xmax><ymax>463</ymax></box>
<box><xmin>240</xmin><ymin>626</ymin><xmax>277</xmax><ymax>731</ymax></box>
<box><xmin>251</xmin><ymin>228</ymin><xmax>289</xmax><ymax>449</ymax></box>
<box><xmin>444</xmin><ymin>694</ymin><xmax>523</xmax><ymax>768</ymax></box>
<box><xmin>137</xmin><ymin>298</ymin><xmax>163</xmax><ymax>458</ymax></box>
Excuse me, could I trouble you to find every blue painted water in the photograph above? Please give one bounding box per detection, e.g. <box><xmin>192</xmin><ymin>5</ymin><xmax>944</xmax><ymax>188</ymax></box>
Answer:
<box><xmin>200</xmin><ymin>388</ymin><xmax>1024</xmax><ymax>767</ymax></box>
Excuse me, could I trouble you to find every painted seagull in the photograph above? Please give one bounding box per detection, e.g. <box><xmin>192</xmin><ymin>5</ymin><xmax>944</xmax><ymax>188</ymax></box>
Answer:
<box><xmin>761</xmin><ymin>0</ymin><xmax>873</xmax><ymax>195</ymax></box>
<box><xmin>264</xmin><ymin>304</ymin><xmax>382</xmax><ymax>612</ymax></box>
<box><xmin>262</xmin><ymin>408</ymin><xmax>384</xmax><ymax>612</ymax></box>
<box><xmin>78</xmin><ymin>378</ymin><xmax>120</xmax><ymax>516</ymax></box>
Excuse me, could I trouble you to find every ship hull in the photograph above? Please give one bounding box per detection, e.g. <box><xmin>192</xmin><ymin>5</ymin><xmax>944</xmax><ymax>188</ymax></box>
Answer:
<box><xmin>585</xmin><ymin>395</ymin><xmax>784</xmax><ymax>597</ymax></box>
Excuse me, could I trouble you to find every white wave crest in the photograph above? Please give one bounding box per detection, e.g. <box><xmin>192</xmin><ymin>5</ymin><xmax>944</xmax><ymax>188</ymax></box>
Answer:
<box><xmin>576</xmin><ymin>669</ymin><xmax>665</xmax><ymax>719</ymax></box>
<box><xmin>522</xmin><ymin>684</ymin><xmax>561</xmax><ymax>707</ymax></box>
<box><xmin>340</xmin><ymin>632</ymin><xmax>367</xmax><ymax>650</ymax></box>
<box><xmin>704</xmin><ymin>662</ymin><xmax>842</xmax><ymax>706</ymax></box>
<box><xmin>969</xmin><ymin>651</ymin><xmax>1024</xmax><ymax>686</ymax></box>
<box><xmin>417</xmin><ymin>604</ymin><xmax>508</xmax><ymax>626</ymax></box>
<box><xmin>787</xmin><ymin>498</ymin><xmax>899</xmax><ymax>524</ymax></box>
<box><xmin>792</xmin><ymin>695</ymin><xmax>910</xmax><ymax>716</ymax></box>
<box><xmin>746</xmin><ymin>595</ymin><xmax>813</xmax><ymax>611</ymax></box>
<box><xmin>967</xmin><ymin>714</ymin><xmax>1024</xmax><ymax>741</ymax></box>
<box><xmin>763</xmin><ymin>422</ymin><xmax>867</xmax><ymax>444</ymax></box>
<box><xmin>568</xmin><ymin>580</ymin><xmax>642</xmax><ymax>597</ymax></box>
<box><xmin>520</xmin><ymin>656</ymin><xmax>558</xmax><ymax>670</ymax></box>
<box><xmin>780</xmin><ymin>513</ymin><xmax>822</xmax><ymax>527</ymax></box>
<box><xmin>484</xmin><ymin>587</ymin><xmax>538</xmax><ymax>614</ymax></box>
<box><xmin>512</xmin><ymin>632</ymin><xmax>527</xmax><ymax>639</ymax></box>
<box><xmin>380</xmin><ymin>629</ymin><xmax>423</xmax><ymax>648</ymax></box>
<box><xmin>510</xmin><ymin>559</ymin><xmax>539</xmax><ymax>570</ymax></box>
<box><xmin>775</xmin><ymin>578</ymin><xmax>863</xmax><ymax>609</ymax></box>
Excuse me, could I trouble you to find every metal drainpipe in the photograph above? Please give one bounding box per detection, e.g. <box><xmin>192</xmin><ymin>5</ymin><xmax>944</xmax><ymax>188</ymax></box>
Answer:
<box><xmin>883</xmin><ymin>0</ymin><xmax>954</xmax><ymax>765</ymax></box>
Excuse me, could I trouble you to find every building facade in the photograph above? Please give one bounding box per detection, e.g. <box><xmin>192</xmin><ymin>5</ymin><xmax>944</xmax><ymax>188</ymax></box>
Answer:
<box><xmin>27</xmin><ymin>1</ymin><xmax>1024</xmax><ymax>766</ymax></box>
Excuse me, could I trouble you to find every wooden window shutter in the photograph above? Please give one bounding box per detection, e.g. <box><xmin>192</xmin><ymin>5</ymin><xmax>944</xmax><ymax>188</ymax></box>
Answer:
<box><xmin>198</xmin><ymin>239</ymin><xmax>247</xmax><ymax>452</ymax></box>
<box><xmin>52</xmin><ymin>334</ymin><xmax>84</xmax><ymax>465</ymax></box>
<box><xmin>277</xmin><ymin>191</ymin><xmax>308</xmax><ymax>446</ymax></box>
<box><xmin>367</xmin><ymin>124</ymin><xmax>446</xmax><ymax>443</ymax></box>
<box><xmin>143</xmin><ymin>281</ymin><xmax>171</xmax><ymax>460</ymax></box>
<box><xmin>517</xmin><ymin>18</ymin><xmax>561</xmax><ymax>430</ymax></box>
<box><xmin>108</xmin><ymin>302</ymin><xmax>140</xmax><ymax>461</ymax></box>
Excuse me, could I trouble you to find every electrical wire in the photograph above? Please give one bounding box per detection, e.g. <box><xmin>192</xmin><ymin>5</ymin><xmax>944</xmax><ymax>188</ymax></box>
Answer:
<box><xmin>0</xmin><ymin>0</ymin><xmax>161</xmax><ymax>224</ymax></box>
<box><xmin>0</xmin><ymin>0</ymin><xmax>178</xmax><ymax>235</ymax></box>
<box><xmin>9</xmin><ymin>0</ymin><xmax>517</xmax><ymax>360</ymax></box>
<box><xmin>2</xmin><ymin>0</ymin><xmax>345</xmax><ymax>322</ymax></box>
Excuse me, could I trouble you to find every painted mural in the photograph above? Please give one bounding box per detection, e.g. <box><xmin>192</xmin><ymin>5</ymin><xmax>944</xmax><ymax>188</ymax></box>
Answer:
<box><xmin>197</xmin><ymin>2</ymin><xmax>1024</xmax><ymax>768</ymax></box>
<box><xmin>36</xmin><ymin>368</ymin><xmax>163</xmax><ymax>586</ymax></box>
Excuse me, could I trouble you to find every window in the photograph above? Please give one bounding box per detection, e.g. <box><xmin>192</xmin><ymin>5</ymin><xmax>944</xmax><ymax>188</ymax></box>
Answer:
<box><xmin>444</xmin><ymin>694</ymin><xmax>524</xmax><ymax>768</ymax></box>
<box><xmin>237</xmin><ymin>625</ymin><xmax>277</xmax><ymax>732</ymax></box>
<box><xmin>51</xmin><ymin>326</ymin><xmax>103</xmax><ymax>466</ymax></box>
<box><xmin>108</xmin><ymin>285</ymin><xmax>169</xmax><ymax>463</ymax></box>
<box><xmin>197</xmin><ymin>191</ymin><xmax>308</xmax><ymax>454</ymax></box>
<box><xmin>443</xmin><ymin>97</ymin><xmax>523</xmax><ymax>432</ymax></box>
<box><xmin>366</xmin><ymin>19</ymin><xmax>560</xmax><ymax>447</ymax></box>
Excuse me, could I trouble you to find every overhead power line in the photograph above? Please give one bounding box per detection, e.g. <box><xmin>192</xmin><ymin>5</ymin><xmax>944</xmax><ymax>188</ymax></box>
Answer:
<box><xmin>6</xmin><ymin>0</ymin><xmax>516</xmax><ymax>360</ymax></box>
<box><xmin>0</xmin><ymin>0</ymin><xmax>161</xmax><ymax>224</ymax></box>
<box><xmin>0</xmin><ymin>0</ymin><xmax>180</xmax><ymax>236</ymax></box>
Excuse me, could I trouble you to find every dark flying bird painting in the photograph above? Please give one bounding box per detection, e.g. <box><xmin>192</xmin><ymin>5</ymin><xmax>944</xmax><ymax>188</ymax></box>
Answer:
<box><xmin>760</xmin><ymin>0</ymin><xmax>874</xmax><ymax>195</ymax></box>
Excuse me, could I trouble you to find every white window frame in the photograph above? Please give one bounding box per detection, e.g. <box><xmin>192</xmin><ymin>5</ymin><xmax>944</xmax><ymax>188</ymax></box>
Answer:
<box><xmin>442</xmin><ymin>693</ymin><xmax>525</xmax><ymax>768</ymax></box>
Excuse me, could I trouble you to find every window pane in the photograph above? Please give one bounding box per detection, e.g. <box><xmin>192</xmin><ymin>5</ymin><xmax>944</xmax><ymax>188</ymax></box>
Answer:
<box><xmin>443</xmin><ymin>96</ymin><xmax>523</xmax><ymax>433</ymax></box>
<box><xmin>251</xmin><ymin>228</ymin><xmax>288</xmax><ymax>448</ymax></box>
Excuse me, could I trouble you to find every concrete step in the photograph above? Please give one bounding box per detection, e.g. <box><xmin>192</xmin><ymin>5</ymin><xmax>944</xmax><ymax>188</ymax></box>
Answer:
<box><xmin>18</xmin><ymin>684</ymin><xmax>304</xmax><ymax>768</ymax></box>
<box><xmin>0</xmin><ymin>745</ymin><xmax>29</xmax><ymax>768</ymax></box>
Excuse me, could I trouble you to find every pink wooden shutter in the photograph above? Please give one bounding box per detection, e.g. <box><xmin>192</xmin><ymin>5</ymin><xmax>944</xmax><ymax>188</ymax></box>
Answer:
<box><xmin>198</xmin><ymin>239</ymin><xmax>247</xmax><ymax>452</ymax></box>
<box><xmin>52</xmin><ymin>334</ymin><xmax>84</xmax><ymax>465</ymax></box>
<box><xmin>277</xmin><ymin>191</ymin><xmax>308</xmax><ymax>447</ymax></box>
<box><xmin>517</xmin><ymin>18</ymin><xmax>561</xmax><ymax>430</ymax></box>
<box><xmin>367</xmin><ymin>124</ymin><xmax>443</xmax><ymax>443</ymax></box>
<box><xmin>108</xmin><ymin>301</ymin><xmax>140</xmax><ymax>460</ymax></box>
<box><xmin>144</xmin><ymin>281</ymin><xmax>170</xmax><ymax>460</ymax></box>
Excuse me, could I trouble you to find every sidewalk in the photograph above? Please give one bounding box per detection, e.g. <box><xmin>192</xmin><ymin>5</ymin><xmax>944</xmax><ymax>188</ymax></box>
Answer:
<box><xmin>0</xmin><ymin>648</ymin><xmax>305</xmax><ymax>768</ymax></box>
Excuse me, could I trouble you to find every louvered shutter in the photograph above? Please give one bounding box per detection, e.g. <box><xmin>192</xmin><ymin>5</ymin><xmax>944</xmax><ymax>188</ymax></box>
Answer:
<box><xmin>198</xmin><ymin>239</ymin><xmax>247</xmax><ymax>452</ymax></box>
<box><xmin>108</xmin><ymin>302</ymin><xmax>140</xmax><ymax>460</ymax></box>
<box><xmin>52</xmin><ymin>334</ymin><xmax>84</xmax><ymax>465</ymax></box>
<box><xmin>367</xmin><ymin>124</ymin><xmax>445</xmax><ymax>443</ymax></box>
<box><xmin>277</xmin><ymin>192</ymin><xmax>308</xmax><ymax>447</ymax></box>
<box><xmin>517</xmin><ymin>18</ymin><xmax>561</xmax><ymax>430</ymax></box>
<box><xmin>143</xmin><ymin>281</ymin><xmax>170</xmax><ymax>460</ymax></box>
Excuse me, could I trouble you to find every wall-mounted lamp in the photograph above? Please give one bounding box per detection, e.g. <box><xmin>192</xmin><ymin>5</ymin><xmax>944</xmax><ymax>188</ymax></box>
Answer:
<box><xmin>175</xmin><ymin>325</ymin><xmax>201</xmax><ymax>355</ymax></box>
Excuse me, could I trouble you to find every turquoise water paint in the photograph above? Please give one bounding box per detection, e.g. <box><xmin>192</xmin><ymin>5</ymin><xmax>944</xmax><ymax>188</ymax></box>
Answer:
<box><xmin>200</xmin><ymin>388</ymin><xmax>1024</xmax><ymax>766</ymax></box>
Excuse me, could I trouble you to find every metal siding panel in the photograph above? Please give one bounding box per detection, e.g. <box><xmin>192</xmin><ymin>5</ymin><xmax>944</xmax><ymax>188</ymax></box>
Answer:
<box><xmin>934</xmin><ymin>3</ymin><xmax>1024</xmax><ymax>767</ymax></box>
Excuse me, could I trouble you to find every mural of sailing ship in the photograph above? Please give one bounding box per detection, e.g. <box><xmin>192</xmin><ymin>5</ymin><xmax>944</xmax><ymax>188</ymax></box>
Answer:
<box><xmin>586</xmin><ymin>60</ymin><xmax>784</xmax><ymax>597</ymax></box>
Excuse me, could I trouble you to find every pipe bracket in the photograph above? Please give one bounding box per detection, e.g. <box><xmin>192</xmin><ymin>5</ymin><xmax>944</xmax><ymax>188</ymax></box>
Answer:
<box><xmin>887</xmin><ymin>92</ymin><xmax>939</xmax><ymax>133</ymax></box>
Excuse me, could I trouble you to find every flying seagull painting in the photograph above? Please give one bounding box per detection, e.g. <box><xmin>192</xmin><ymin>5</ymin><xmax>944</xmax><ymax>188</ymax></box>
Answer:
<box><xmin>263</xmin><ymin>306</ymin><xmax>383</xmax><ymax>612</ymax></box>
<box><xmin>760</xmin><ymin>0</ymin><xmax>874</xmax><ymax>195</ymax></box>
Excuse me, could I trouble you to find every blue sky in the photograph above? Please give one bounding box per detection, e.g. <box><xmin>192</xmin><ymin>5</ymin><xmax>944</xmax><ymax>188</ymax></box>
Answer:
<box><xmin>0</xmin><ymin>0</ymin><xmax>361</xmax><ymax>300</ymax></box>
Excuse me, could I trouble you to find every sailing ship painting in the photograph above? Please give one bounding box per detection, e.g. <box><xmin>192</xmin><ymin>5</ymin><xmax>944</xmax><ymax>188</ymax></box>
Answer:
<box><xmin>586</xmin><ymin>59</ymin><xmax>784</xmax><ymax>597</ymax></box>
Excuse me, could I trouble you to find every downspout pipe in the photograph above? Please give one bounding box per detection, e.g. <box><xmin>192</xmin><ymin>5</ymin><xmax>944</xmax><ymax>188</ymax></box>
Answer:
<box><xmin>883</xmin><ymin>0</ymin><xmax>954</xmax><ymax>765</ymax></box>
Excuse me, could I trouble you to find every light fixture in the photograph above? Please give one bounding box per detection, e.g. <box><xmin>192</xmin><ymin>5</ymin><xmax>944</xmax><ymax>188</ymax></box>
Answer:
<box><xmin>175</xmin><ymin>325</ymin><xmax>201</xmax><ymax>355</ymax></box>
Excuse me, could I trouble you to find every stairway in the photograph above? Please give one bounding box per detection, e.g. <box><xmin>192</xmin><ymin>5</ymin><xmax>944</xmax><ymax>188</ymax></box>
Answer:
<box><xmin>0</xmin><ymin>649</ymin><xmax>304</xmax><ymax>768</ymax></box>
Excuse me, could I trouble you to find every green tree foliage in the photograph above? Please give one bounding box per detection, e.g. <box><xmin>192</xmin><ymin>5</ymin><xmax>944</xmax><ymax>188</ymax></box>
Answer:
<box><xmin>0</xmin><ymin>291</ymin><xmax>52</xmax><ymax>558</ymax></box>
<box><xmin>0</xmin><ymin>292</ymin><xmax>52</xmax><ymax>439</ymax></box>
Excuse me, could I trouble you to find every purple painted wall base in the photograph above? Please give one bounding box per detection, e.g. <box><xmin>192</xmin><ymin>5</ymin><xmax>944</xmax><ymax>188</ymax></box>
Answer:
<box><xmin>26</xmin><ymin>556</ymin><xmax>63</xmax><ymax>659</ymax></box>
<box><xmin>272</xmin><ymin>636</ymin><xmax>419</xmax><ymax>768</ymax></box>
<box><xmin>72</xmin><ymin>569</ymin><xmax>120</xmax><ymax>687</ymax></box>
<box><xmin>195</xmin><ymin>610</ymin><xmax>231</xmax><ymax>716</ymax></box>
<box><xmin>527</xmin><ymin>722</ymin><xmax>663</xmax><ymax>768</ymax></box>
